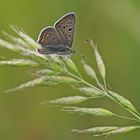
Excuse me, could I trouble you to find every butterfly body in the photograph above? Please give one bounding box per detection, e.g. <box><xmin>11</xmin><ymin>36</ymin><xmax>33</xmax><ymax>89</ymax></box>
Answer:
<box><xmin>37</xmin><ymin>13</ymin><xmax>76</xmax><ymax>56</ymax></box>
<box><xmin>37</xmin><ymin>44</ymin><xmax>74</xmax><ymax>55</ymax></box>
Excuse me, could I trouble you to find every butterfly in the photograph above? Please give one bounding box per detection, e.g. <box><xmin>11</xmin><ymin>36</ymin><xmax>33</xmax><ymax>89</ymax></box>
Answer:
<box><xmin>37</xmin><ymin>12</ymin><xmax>76</xmax><ymax>56</ymax></box>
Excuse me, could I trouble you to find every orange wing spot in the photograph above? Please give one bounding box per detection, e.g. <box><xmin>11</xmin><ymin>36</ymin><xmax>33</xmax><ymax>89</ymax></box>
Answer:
<box><xmin>40</xmin><ymin>38</ymin><xmax>45</xmax><ymax>43</ymax></box>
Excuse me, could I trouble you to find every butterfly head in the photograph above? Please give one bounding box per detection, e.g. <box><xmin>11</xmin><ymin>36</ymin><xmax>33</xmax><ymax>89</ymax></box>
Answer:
<box><xmin>36</xmin><ymin>47</ymin><xmax>46</xmax><ymax>54</ymax></box>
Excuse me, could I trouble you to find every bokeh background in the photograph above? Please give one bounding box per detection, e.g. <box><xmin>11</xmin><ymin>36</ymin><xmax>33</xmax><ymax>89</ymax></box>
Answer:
<box><xmin>0</xmin><ymin>0</ymin><xmax>140</xmax><ymax>140</ymax></box>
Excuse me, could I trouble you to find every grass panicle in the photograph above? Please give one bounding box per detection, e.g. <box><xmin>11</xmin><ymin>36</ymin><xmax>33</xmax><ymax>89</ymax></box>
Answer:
<box><xmin>0</xmin><ymin>26</ymin><xmax>140</xmax><ymax>137</ymax></box>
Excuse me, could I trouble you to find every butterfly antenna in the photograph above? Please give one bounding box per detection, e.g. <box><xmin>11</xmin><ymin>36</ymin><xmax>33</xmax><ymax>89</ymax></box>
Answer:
<box><xmin>74</xmin><ymin>50</ymin><xmax>86</xmax><ymax>60</ymax></box>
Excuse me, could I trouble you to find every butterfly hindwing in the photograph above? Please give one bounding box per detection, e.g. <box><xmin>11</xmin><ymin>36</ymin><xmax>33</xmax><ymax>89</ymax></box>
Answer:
<box><xmin>55</xmin><ymin>13</ymin><xmax>76</xmax><ymax>47</ymax></box>
<box><xmin>37</xmin><ymin>27</ymin><xmax>63</xmax><ymax>47</ymax></box>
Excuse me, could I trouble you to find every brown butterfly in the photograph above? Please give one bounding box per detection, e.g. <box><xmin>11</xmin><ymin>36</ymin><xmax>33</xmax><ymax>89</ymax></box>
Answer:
<box><xmin>37</xmin><ymin>12</ymin><xmax>76</xmax><ymax>55</ymax></box>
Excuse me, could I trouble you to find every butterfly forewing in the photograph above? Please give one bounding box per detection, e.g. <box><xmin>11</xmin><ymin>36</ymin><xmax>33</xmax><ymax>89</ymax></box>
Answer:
<box><xmin>55</xmin><ymin>13</ymin><xmax>76</xmax><ymax>47</ymax></box>
<box><xmin>37</xmin><ymin>27</ymin><xmax>63</xmax><ymax>47</ymax></box>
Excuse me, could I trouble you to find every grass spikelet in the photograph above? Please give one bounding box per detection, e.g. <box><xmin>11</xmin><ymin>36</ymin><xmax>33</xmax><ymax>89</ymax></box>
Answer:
<box><xmin>36</xmin><ymin>69</ymin><xmax>56</xmax><ymax>75</ymax></box>
<box><xmin>62</xmin><ymin>107</ymin><xmax>114</xmax><ymax>117</ymax></box>
<box><xmin>73</xmin><ymin>126</ymin><xmax>140</xmax><ymax>136</ymax></box>
<box><xmin>78</xmin><ymin>87</ymin><xmax>104</xmax><ymax>97</ymax></box>
<box><xmin>6</xmin><ymin>77</ymin><xmax>46</xmax><ymax>92</ymax></box>
<box><xmin>72</xmin><ymin>126</ymin><xmax>118</xmax><ymax>134</ymax></box>
<box><xmin>81</xmin><ymin>60</ymin><xmax>98</xmax><ymax>81</ymax></box>
<box><xmin>0</xmin><ymin>39</ymin><xmax>20</xmax><ymax>52</ymax></box>
<box><xmin>2</xmin><ymin>31</ymin><xmax>27</xmax><ymax>47</ymax></box>
<box><xmin>94</xmin><ymin>126</ymin><xmax>140</xmax><ymax>136</ymax></box>
<box><xmin>0</xmin><ymin>59</ymin><xmax>38</xmax><ymax>67</ymax></box>
<box><xmin>64</xmin><ymin>58</ymin><xmax>81</xmax><ymax>77</ymax></box>
<box><xmin>44</xmin><ymin>76</ymin><xmax>79</xmax><ymax>84</ymax></box>
<box><xmin>108</xmin><ymin>90</ymin><xmax>140</xmax><ymax>120</ymax></box>
<box><xmin>41</xmin><ymin>96</ymin><xmax>89</xmax><ymax>105</ymax></box>
<box><xmin>88</xmin><ymin>40</ymin><xmax>106</xmax><ymax>80</ymax></box>
<box><xmin>10</xmin><ymin>25</ymin><xmax>38</xmax><ymax>49</ymax></box>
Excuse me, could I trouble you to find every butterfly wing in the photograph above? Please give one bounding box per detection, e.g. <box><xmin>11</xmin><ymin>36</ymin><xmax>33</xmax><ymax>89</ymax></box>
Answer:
<box><xmin>55</xmin><ymin>13</ymin><xmax>76</xmax><ymax>47</ymax></box>
<box><xmin>37</xmin><ymin>27</ymin><xmax>63</xmax><ymax>47</ymax></box>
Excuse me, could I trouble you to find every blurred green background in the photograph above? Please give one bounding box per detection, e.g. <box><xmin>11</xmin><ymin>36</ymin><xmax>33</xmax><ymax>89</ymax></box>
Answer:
<box><xmin>0</xmin><ymin>0</ymin><xmax>140</xmax><ymax>140</ymax></box>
